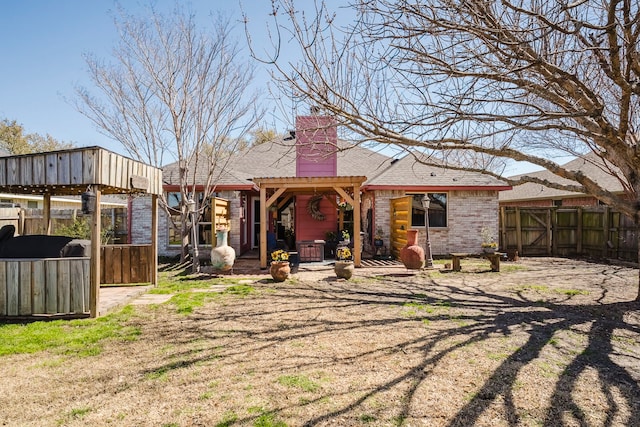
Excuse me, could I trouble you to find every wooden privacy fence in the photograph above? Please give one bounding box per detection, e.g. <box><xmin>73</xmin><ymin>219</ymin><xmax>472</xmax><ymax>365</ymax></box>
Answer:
<box><xmin>500</xmin><ymin>206</ymin><xmax>638</xmax><ymax>262</ymax></box>
<box><xmin>0</xmin><ymin>258</ymin><xmax>90</xmax><ymax>316</ymax></box>
<box><xmin>101</xmin><ymin>244</ymin><xmax>152</xmax><ymax>284</ymax></box>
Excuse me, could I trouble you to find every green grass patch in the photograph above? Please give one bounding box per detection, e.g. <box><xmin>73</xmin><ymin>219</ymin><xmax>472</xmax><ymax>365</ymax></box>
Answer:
<box><xmin>253</xmin><ymin>412</ymin><xmax>287</xmax><ymax>427</ymax></box>
<box><xmin>514</xmin><ymin>284</ymin><xmax>589</xmax><ymax>296</ymax></box>
<box><xmin>402</xmin><ymin>299</ymin><xmax>452</xmax><ymax>317</ymax></box>
<box><xmin>557</xmin><ymin>288</ymin><xmax>589</xmax><ymax>296</ymax></box>
<box><xmin>223</xmin><ymin>284</ymin><xmax>256</xmax><ymax>296</ymax></box>
<box><xmin>277</xmin><ymin>374</ymin><xmax>320</xmax><ymax>392</ymax></box>
<box><xmin>0</xmin><ymin>306</ymin><xmax>139</xmax><ymax>357</ymax></box>
<box><xmin>215</xmin><ymin>412</ymin><xmax>238</xmax><ymax>427</ymax></box>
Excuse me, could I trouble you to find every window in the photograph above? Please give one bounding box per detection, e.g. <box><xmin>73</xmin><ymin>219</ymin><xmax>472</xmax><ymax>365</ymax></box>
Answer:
<box><xmin>27</xmin><ymin>201</ymin><xmax>39</xmax><ymax>209</ymax></box>
<box><xmin>409</xmin><ymin>193</ymin><xmax>447</xmax><ymax>228</ymax></box>
<box><xmin>166</xmin><ymin>191</ymin><xmax>218</xmax><ymax>246</ymax></box>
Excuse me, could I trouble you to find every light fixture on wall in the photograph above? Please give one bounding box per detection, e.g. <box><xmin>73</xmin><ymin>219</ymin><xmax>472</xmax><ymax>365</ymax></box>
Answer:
<box><xmin>81</xmin><ymin>186</ymin><xmax>96</xmax><ymax>214</ymax></box>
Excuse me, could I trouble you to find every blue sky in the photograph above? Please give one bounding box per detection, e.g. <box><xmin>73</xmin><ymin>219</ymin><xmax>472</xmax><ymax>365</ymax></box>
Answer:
<box><xmin>0</xmin><ymin>0</ymin><xmax>284</xmax><ymax>154</ymax></box>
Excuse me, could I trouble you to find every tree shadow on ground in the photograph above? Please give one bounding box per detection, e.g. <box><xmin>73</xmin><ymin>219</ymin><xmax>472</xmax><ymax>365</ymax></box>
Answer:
<box><xmin>146</xmin><ymin>264</ymin><xmax>640</xmax><ymax>426</ymax></box>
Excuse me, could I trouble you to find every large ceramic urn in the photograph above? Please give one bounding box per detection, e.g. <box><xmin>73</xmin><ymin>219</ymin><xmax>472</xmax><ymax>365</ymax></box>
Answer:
<box><xmin>399</xmin><ymin>229</ymin><xmax>425</xmax><ymax>270</ymax></box>
<box><xmin>211</xmin><ymin>229</ymin><xmax>236</xmax><ymax>271</ymax></box>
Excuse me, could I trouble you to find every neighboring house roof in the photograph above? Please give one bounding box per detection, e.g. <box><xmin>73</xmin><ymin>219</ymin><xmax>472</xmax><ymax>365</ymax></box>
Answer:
<box><xmin>499</xmin><ymin>153</ymin><xmax>626</xmax><ymax>202</ymax></box>
<box><xmin>161</xmin><ymin>140</ymin><xmax>510</xmax><ymax>191</ymax></box>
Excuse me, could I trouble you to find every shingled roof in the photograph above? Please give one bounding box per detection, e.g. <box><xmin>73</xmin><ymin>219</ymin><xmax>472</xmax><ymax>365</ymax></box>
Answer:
<box><xmin>161</xmin><ymin>140</ymin><xmax>510</xmax><ymax>191</ymax></box>
<box><xmin>363</xmin><ymin>153</ymin><xmax>509</xmax><ymax>190</ymax></box>
<box><xmin>499</xmin><ymin>153</ymin><xmax>626</xmax><ymax>202</ymax></box>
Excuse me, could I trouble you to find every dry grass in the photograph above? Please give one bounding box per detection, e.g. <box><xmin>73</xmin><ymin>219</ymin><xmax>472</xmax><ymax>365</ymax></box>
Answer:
<box><xmin>1</xmin><ymin>257</ymin><xmax>639</xmax><ymax>427</ymax></box>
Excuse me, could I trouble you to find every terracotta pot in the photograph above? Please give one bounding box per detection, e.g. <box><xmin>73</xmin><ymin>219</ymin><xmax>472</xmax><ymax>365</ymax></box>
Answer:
<box><xmin>334</xmin><ymin>261</ymin><xmax>355</xmax><ymax>279</ymax></box>
<box><xmin>399</xmin><ymin>229</ymin><xmax>425</xmax><ymax>270</ymax></box>
<box><xmin>270</xmin><ymin>261</ymin><xmax>291</xmax><ymax>282</ymax></box>
<box><xmin>211</xmin><ymin>230</ymin><xmax>235</xmax><ymax>271</ymax></box>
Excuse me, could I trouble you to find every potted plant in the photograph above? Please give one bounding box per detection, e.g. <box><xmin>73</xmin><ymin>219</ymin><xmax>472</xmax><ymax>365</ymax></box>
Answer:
<box><xmin>334</xmin><ymin>246</ymin><xmax>354</xmax><ymax>279</ymax></box>
<box><xmin>337</xmin><ymin>201</ymin><xmax>353</xmax><ymax>211</ymax></box>
<box><xmin>480</xmin><ymin>227</ymin><xmax>498</xmax><ymax>253</ymax></box>
<box><xmin>374</xmin><ymin>228</ymin><xmax>384</xmax><ymax>247</ymax></box>
<box><xmin>341</xmin><ymin>230</ymin><xmax>350</xmax><ymax>244</ymax></box>
<box><xmin>269</xmin><ymin>249</ymin><xmax>290</xmax><ymax>282</ymax></box>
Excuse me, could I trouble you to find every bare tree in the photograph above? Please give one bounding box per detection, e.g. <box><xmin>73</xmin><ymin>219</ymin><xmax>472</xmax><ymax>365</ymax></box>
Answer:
<box><xmin>76</xmin><ymin>3</ymin><xmax>263</xmax><ymax>261</ymax></box>
<box><xmin>248</xmin><ymin>0</ymin><xmax>640</xmax><ymax>298</ymax></box>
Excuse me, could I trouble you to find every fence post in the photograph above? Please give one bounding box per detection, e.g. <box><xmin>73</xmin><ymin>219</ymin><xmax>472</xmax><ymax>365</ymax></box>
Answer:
<box><xmin>603</xmin><ymin>206</ymin><xmax>610</xmax><ymax>258</ymax></box>
<box><xmin>551</xmin><ymin>208</ymin><xmax>557</xmax><ymax>256</ymax></box>
<box><xmin>515</xmin><ymin>207</ymin><xmax>522</xmax><ymax>255</ymax></box>
<box><xmin>18</xmin><ymin>209</ymin><xmax>25</xmax><ymax>235</ymax></box>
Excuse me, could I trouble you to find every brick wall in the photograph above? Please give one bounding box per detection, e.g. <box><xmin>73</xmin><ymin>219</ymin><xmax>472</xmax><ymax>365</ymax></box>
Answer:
<box><xmin>130</xmin><ymin>195</ymin><xmax>153</xmax><ymax>244</ymax></box>
<box><xmin>132</xmin><ymin>190</ymin><xmax>242</xmax><ymax>259</ymax></box>
<box><xmin>373</xmin><ymin>189</ymin><xmax>500</xmax><ymax>256</ymax></box>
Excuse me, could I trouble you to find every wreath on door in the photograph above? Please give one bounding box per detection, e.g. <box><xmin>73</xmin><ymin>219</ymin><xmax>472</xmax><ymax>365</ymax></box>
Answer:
<box><xmin>307</xmin><ymin>194</ymin><xmax>325</xmax><ymax>221</ymax></box>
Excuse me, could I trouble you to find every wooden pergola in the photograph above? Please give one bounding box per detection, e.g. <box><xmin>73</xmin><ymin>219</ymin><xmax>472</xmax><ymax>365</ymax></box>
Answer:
<box><xmin>0</xmin><ymin>147</ymin><xmax>162</xmax><ymax>318</ymax></box>
<box><xmin>252</xmin><ymin>176</ymin><xmax>367</xmax><ymax>269</ymax></box>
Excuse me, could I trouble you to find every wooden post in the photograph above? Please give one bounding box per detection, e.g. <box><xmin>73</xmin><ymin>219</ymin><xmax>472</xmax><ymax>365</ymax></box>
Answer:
<box><xmin>547</xmin><ymin>208</ymin><xmax>553</xmax><ymax>255</ymax></box>
<box><xmin>151</xmin><ymin>194</ymin><xmax>158</xmax><ymax>286</ymax></box>
<box><xmin>500</xmin><ymin>207</ymin><xmax>507</xmax><ymax>250</ymax></box>
<box><xmin>89</xmin><ymin>187</ymin><xmax>101</xmax><ymax>318</ymax></box>
<box><xmin>603</xmin><ymin>206</ymin><xmax>610</xmax><ymax>258</ymax></box>
<box><xmin>259</xmin><ymin>186</ymin><xmax>267</xmax><ymax>269</ymax></box>
<box><xmin>353</xmin><ymin>185</ymin><xmax>361</xmax><ymax>267</ymax></box>
<box><xmin>43</xmin><ymin>193</ymin><xmax>51</xmax><ymax>235</ymax></box>
<box><xmin>515</xmin><ymin>207</ymin><xmax>522</xmax><ymax>256</ymax></box>
<box><xmin>18</xmin><ymin>209</ymin><xmax>25</xmax><ymax>235</ymax></box>
<box><xmin>576</xmin><ymin>207</ymin><xmax>583</xmax><ymax>254</ymax></box>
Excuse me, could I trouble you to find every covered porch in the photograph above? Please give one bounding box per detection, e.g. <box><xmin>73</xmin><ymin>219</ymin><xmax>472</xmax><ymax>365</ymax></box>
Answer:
<box><xmin>252</xmin><ymin>176</ymin><xmax>367</xmax><ymax>269</ymax></box>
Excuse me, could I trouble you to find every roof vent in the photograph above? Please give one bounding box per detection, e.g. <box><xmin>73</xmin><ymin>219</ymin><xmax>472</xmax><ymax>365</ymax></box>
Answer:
<box><xmin>431</xmin><ymin>172</ymin><xmax>436</xmax><ymax>176</ymax></box>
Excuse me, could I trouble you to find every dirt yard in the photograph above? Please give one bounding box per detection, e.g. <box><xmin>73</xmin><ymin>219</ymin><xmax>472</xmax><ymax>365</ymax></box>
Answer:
<box><xmin>1</xmin><ymin>257</ymin><xmax>639</xmax><ymax>427</ymax></box>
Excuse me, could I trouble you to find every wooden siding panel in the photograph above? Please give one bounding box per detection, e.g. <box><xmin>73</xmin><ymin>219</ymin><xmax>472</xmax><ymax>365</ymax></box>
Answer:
<box><xmin>45</xmin><ymin>260</ymin><xmax>58</xmax><ymax>313</ymax></box>
<box><xmin>33</xmin><ymin>154</ymin><xmax>46</xmax><ymax>185</ymax></box>
<box><xmin>45</xmin><ymin>153</ymin><xmax>58</xmax><ymax>185</ymax></box>
<box><xmin>57</xmin><ymin>152</ymin><xmax>71</xmax><ymax>185</ymax></box>
<box><xmin>58</xmin><ymin>260</ymin><xmax>70</xmax><ymax>313</ymax></box>
<box><xmin>82</xmin><ymin>149</ymin><xmax>94</xmax><ymax>183</ymax></box>
<box><xmin>0</xmin><ymin>262</ymin><xmax>5</xmax><ymax>315</ymax></box>
<box><xmin>19</xmin><ymin>262</ymin><xmax>32</xmax><ymax>315</ymax></box>
<box><xmin>70</xmin><ymin>151</ymin><xmax>83</xmax><ymax>185</ymax></box>
<box><xmin>295</xmin><ymin>195</ymin><xmax>338</xmax><ymax>241</ymax></box>
<box><xmin>70</xmin><ymin>259</ymin><xmax>85</xmax><ymax>313</ymax></box>
<box><xmin>31</xmin><ymin>260</ymin><xmax>45</xmax><ymax>313</ymax></box>
<box><xmin>7</xmin><ymin>158</ymin><xmax>19</xmax><ymax>186</ymax></box>
<box><xmin>19</xmin><ymin>157</ymin><xmax>33</xmax><ymax>186</ymax></box>
<box><xmin>0</xmin><ymin>158</ymin><xmax>6</xmax><ymax>186</ymax></box>
<box><xmin>6</xmin><ymin>262</ymin><xmax>19</xmax><ymax>315</ymax></box>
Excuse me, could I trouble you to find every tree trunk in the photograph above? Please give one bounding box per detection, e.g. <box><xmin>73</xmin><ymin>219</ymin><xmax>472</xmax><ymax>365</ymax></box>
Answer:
<box><xmin>180</xmin><ymin>211</ymin><xmax>189</xmax><ymax>263</ymax></box>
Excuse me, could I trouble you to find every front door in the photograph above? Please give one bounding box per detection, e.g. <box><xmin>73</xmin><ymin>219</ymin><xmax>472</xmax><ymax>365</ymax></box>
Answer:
<box><xmin>251</xmin><ymin>197</ymin><xmax>260</xmax><ymax>249</ymax></box>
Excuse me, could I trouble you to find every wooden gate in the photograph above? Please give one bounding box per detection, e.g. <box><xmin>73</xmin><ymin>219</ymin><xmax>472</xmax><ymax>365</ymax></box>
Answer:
<box><xmin>501</xmin><ymin>206</ymin><xmax>638</xmax><ymax>261</ymax></box>
<box><xmin>390</xmin><ymin>196</ymin><xmax>412</xmax><ymax>258</ymax></box>
<box><xmin>101</xmin><ymin>245</ymin><xmax>152</xmax><ymax>284</ymax></box>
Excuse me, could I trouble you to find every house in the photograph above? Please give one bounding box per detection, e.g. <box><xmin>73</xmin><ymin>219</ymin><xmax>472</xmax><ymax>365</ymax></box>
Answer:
<box><xmin>499</xmin><ymin>153</ymin><xmax>626</xmax><ymax>207</ymax></box>
<box><xmin>131</xmin><ymin>115</ymin><xmax>511</xmax><ymax>264</ymax></box>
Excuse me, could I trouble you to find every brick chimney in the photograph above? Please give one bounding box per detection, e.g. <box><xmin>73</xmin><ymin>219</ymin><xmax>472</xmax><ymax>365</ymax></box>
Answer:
<box><xmin>295</xmin><ymin>114</ymin><xmax>338</xmax><ymax>177</ymax></box>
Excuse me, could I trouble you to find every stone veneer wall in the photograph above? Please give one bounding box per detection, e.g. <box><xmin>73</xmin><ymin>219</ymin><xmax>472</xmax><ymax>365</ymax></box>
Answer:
<box><xmin>372</xmin><ymin>189</ymin><xmax>500</xmax><ymax>256</ymax></box>
<box><xmin>131</xmin><ymin>190</ymin><xmax>242</xmax><ymax>258</ymax></box>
